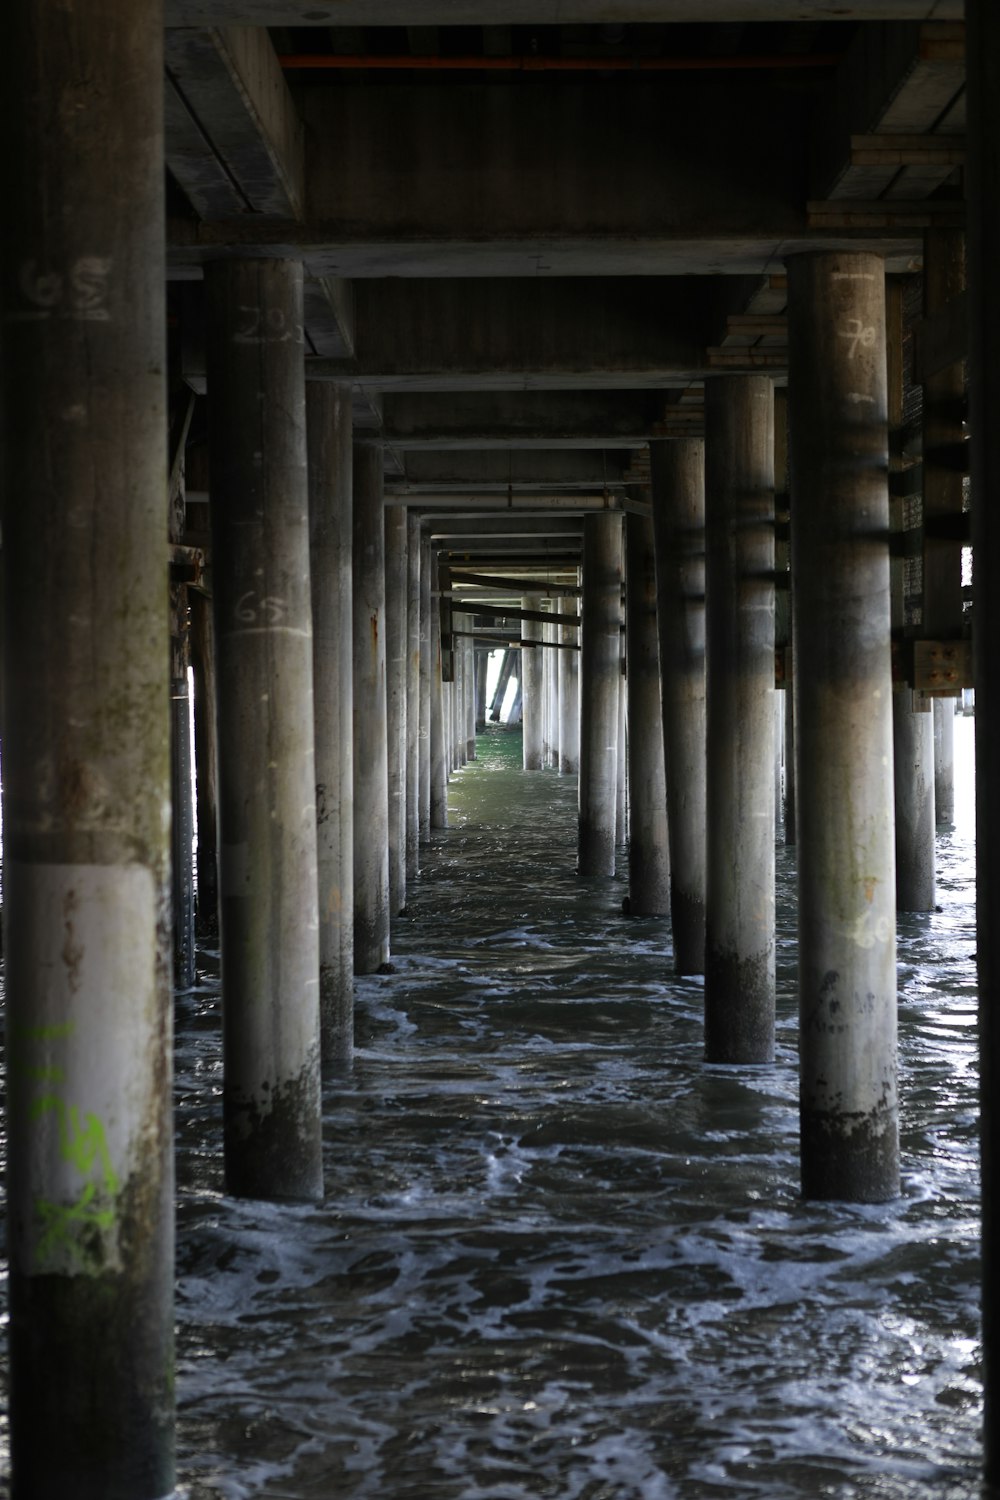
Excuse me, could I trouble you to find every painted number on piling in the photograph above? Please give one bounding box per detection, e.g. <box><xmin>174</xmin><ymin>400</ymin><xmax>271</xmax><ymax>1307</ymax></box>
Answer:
<box><xmin>838</xmin><ymin>318</ymin><xmax>877</xmax><ymax>360</ymax></box>
<box><xmin>14</xmin><ymin>258</ymin><xmax>113</xmax><ymax>321</ymax></box>
<box><xmin>234</xmin><ymin>591</ymin><xmax>289</xmax><ymax>626</ymax></box>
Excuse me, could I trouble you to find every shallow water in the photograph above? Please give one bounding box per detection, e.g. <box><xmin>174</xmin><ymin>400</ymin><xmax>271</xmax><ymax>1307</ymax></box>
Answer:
<box><xmin>171</xmin><ymin>719</ymin><xmax>982</xmax><ymax>1499</ymax></box>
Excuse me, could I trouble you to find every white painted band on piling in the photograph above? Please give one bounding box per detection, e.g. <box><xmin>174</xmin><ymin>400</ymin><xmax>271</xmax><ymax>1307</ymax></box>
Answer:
<box><xmin>9</xmin><ymin>861</ymin><xmax>158</xmax><ymax>1277</ymax></box>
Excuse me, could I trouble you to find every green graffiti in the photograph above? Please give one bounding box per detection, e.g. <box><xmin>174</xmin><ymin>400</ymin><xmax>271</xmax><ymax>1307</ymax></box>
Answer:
<box><xmin>31</xmin><ymin>1096</ymin><xmax>118</xmax><ymax>1269</ymax></box>
<box><xmin>35</xmin><ymin>1186</ymin><xmax>117</xmax><ymax>1265</ymax></box>
<box><xmin>10</xmin><ymin>1021</ymin><xmax>76</xmax><ymax>1043</ymax></box>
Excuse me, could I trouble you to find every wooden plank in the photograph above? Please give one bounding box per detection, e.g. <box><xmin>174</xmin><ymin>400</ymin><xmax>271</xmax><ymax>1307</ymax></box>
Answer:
<box><xmin>706</xmin><ymin>346</ymin><xmax>788</xmax><ymax>369</ymax></box>
<box><xmin>807</xmin><ymin>199</ymin><xmax>965</xmax><ymax>228</ymax></box>
<box><xmin>452</xmin><ymin>628</ymin><xmax>579</xmax><ymax>651</ymax></box>
<box><xmin>850</xmin><ymin>133</ymin><xmax>965</xmax><ymax>166</ymax></box>
<box><xmin>443</xmin><ymin>601</ymin><xmax>580</xmax><ymax>628</ymax></box>
<box><xmin>725</xmin><ymin>314</ymin><xmax>788</xmax><ymax>337</ymax></box>
<box><xmin>448</xmin><ymin>568</ymin><xmax>582</xmax><ymax>594</ymax></box>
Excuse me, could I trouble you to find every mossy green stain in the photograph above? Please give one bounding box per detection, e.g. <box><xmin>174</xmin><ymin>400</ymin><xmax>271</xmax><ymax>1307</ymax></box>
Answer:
<box><xmin>30</xmin><ymin>1096</ymin><xmax>118</xmax><ymax>1271</ymax></box>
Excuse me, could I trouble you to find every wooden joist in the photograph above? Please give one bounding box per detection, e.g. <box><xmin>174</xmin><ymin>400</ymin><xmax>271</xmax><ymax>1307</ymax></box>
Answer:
<box><xmin>807</xmin><ymin>200</ymin><xmax>965</xmax><ymax>230</ymax></box>
<box><xmin>850</xmin><ymin>133</ymin><xmax>966</xmax><ymax>168</ymax></box>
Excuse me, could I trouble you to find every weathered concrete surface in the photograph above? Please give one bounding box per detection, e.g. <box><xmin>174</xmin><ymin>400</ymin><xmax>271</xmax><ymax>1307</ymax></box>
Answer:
<box><xmin>307</xmin><ymin>381</ymin><xmax>355</xmax><ymax>1064</ymax></box>
<box><xmin>521</xmin><ymin>595</ymin><xmax>544</xmax><ymax>771</ymax></box>
<box><xmin>558</xmin><ymin>594</ymin><xmax>581</xmax><ymax>776</ymax></box>
<box><xmin>165</xmin><ymin>24</ymin><xmax>304</xmax><ymax>218</ymax></box>
<box><xmin>578</xmin><ymin>514</ymin><xmax>623</xmax><ymax>877</ymax></box>
<box><xmin>353</xmin><ymin>442</ymin><xmax>392</xmax><ymax>970</ymax></box>
<box><xmin>650</xmin><ymin>439</ymin><xmax>707</xmax><ymax>975</ymax></box>
<box><xmin>788</xmin><ymin>250</ymin><xmax>898</xmax><ymax>1204</ymax></box>
<box><xmin>206</xmin><ymin>259</ymin><xmax>323</xmax><ymax>1207</ymax></box>
<box><xmin>966</xmin><ymin>5</ymin><xmax>1000</xmax><ymax>1472</ymax></box>
<box><xmin>704</xmin><ymin>377</ymin><xmax>776</xmax><ymax>1064</ymax></box>
<box><xmin>625</xmin><ymin>513</ymin><xmax>670</xmax><ymax>916</ymax></box>
<box><xmin>385</xmin><ymin>506</ymin><xmax>409</xmax><ymax>915</ymax></box>
<box><xmin>894</xmin><ymin>694</ymin><xmax>936</xmax><ymax>912</ymax></box>
<box><xmin>3</xmin><ymin>4</ymin><xmax>176</xmax><ymax>1491</ymax></box>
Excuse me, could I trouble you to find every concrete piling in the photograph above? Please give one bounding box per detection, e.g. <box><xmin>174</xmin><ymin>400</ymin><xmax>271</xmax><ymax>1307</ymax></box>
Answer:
<box><xmin>522</xmin><ymin>594</ymin><xmax>544</xmax><ymax>770</ymax></box>
<box><xmin>3</xmin><ymin>3</ymin><xmax>176</xmax><ymax>1488</ymax></box>
<box><xmin>788</xmin><ymin>250</ymin><xmax>899</xmax><ymax>1203</ymax></box>
<box><xmin>419</xmin><ymin>533</ymin><xmax>433</xmax><ymax>837</ymax></box>
<box><xmin>966</xmin><ymin>7</ymin><xmax>1000</xmax><ymax>1469</ymax></box>
<box><xmin>385</xmin><ymin>506</ymin><xmax>408</xmax><ymax>915</ymax></box>
<box><xmin>704</xmin><ymin>377</ymin><xmax>776</xmax><ymax>1062</ymax></box>
<box><xmin>934</xmin><ymin>699</ymin><xmax>955</xmax><ymax>827</ymax></box>
<box><xmin>190</xmin><ymin>591</ymin><xmax>220</xmax><ymax>934</ymax></box>
<box><xmin>353</xmin><ymin>442</ymin><xmax>392</xmax><ymax>970</ymax></box>
<box><xmin>430</xmin><ymin>552</ymin><xmax>449</xmax><ymax>829</ymax></box>
<box><xmin>578</xmin><ymin>513</ymin><xmax>623</xmax><ymax>876</ymax></box>
<box><xmin>894</xmin><ymin>693</ymin><xmax>936</xmax><ymax>911</ymax></box>
<box><xmin>650</xmin><ymin>439</ymin><xmax>708</xmax><ymax>976</ymax></box>
<box><xmin>558</xmin><ymin>592</ymin><xmax>581</xmax><ymax>775</ymax></box>
<box><xmin>407</xmin><ymin>513</ymin><xmax>422</xmax><ymax>874</ymax></box>
<box><xmin>206</xmin><ymin>258</ymin><xmax>323</xmax><ymax>1203</ymax></box>
<box><xmin>307</xmin><ymin>381</ymin><xmax>355</xmax><ymax>1064</ymax></box>
<box><xmin>625</xmin><ymin>512</ymin><xmax>670</xmax><ymax>915</ymax></box>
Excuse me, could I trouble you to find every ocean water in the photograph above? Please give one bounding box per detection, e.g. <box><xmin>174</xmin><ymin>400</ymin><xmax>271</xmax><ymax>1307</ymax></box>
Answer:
<box><xmin>172</xmin><ymin>718</ymin><xmax>982</xmax><ymax>1499</ymax></box>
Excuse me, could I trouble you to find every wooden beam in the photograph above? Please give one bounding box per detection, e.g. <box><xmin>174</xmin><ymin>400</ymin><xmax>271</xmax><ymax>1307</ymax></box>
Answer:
<box><xmin>851</xmin><ymin>133</ymin><xmax>966</xmax><ymax>167</ymax></box>
<box><xmin>808</xmin><ymin>200</ymin><xmax>965</xmax><ymax>229</ymax></box>
<box><xmin>448</xmin><ymin>568</ymin><xmax>582</xmax><ymax>594</ymax></box>
<box><xmin>706</xmin><ymin>346</ymin><xmax>788</xmax><ymax>369</ymax></box>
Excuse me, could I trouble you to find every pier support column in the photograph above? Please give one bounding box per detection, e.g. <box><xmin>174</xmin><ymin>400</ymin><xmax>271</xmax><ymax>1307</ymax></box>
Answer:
<box><xmin>353</xmin><ymin>443</ymin><xmax>391</xmax><ymax>968</ymax></box>
<box><xmin>2</xmin><ymin>3</ymin><xmax>175</xmax><ymax>1490</ymax></box>
<box><xmin>430</xmin><ymin>552</ymin><xmax>449</xmax><ymax>828</ymax></box>
<box><xmin>626</xmin><ymin>512</ymin><xmax>670</xmax><ymax>914</ymax></box>
<box><xmin>704</xmin><ymin>378</ymin><xmax>776</xmax><ymax>1061</ymax></box>
<box><xmin>419</xmin><ymin>533</ymin><xmax>433</xmax><ymax>836</ymax></box>
<box><xmin>207</xmin><ymin>258</ymin><xmax>323</xmax><ymax>1202</ymax></box>
<box><xmin>476</xmin><ymin>650</ymin><xmax>489</xmax><ymax>733</ymax></box>
<box><xmin>616</xmin><ymin>667</ymin><xmax>628</xmax><ymax>847</ymax></box>
<box><xmin>522</xmin><ymin>594</ymin><xmax>544</xmax><ymax>770</ymax></box>
<box><xmin>784</xmin><ymin>674</ymin><xmax>797</xmax><ymax>846</ymax></box>
<box><xmin>967</xmin><ymin>7</ymin><xmax>1000</xmax><ymax>1473</ymax></box>
<box><xmin>452</xmin><ymin>624</ymin><xmax>466</xmax><ymax>768</ymax></box>
<box><xmin>558</xmin><ymin>593</ymin><xmax>580</xmax><ymax>775</ymax></box>
<box><xmin>385</xmin><ymin>507</ymin><xmax>408</xmax><ymax>916</ymax></box>
<box><xmin>406</xmin><ymin>513</ymin><xmax>422</xmax><ymax>874</ymax></box>
<box><xmin>788</xmin><ymin>249</ymin><xmax>898</xmax><ymax>1202</ymax></box>
<box><xmin>894</xmin><ymin>693</ymin><xmax>936</xmax><ymax>910</ymax></box>
<box><xmin>650</xmin><ymin>440</ymin><xmax>707</xmax><ymax>975</ymax></box>
<box><xmin>191</xmin><ymin>590</ymin><xmax>220</xmax><ymax>934</ymax></box>
<box><xmin>465</xmin><ymin>635</ymin><xmax>477</xmax><ymax>761</ymax></box>
<box><xmin>578</xmin><ymin>513</ymin><xmax>623</xmax><ymax>876</ymax></box>
<box><xmin>934</xmin><ymin>699</ymin><xmax>955</xmax><ymax>827</ymax></box>
<box><xmin>307</xmin><ymin>381</ymin><xmax>354</xmax><ymax>1064</ymax></box>
<box><xmin>171</xmin><ymin>588</ymin><xmax>196</xmax><ymax>989</ymax></box>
